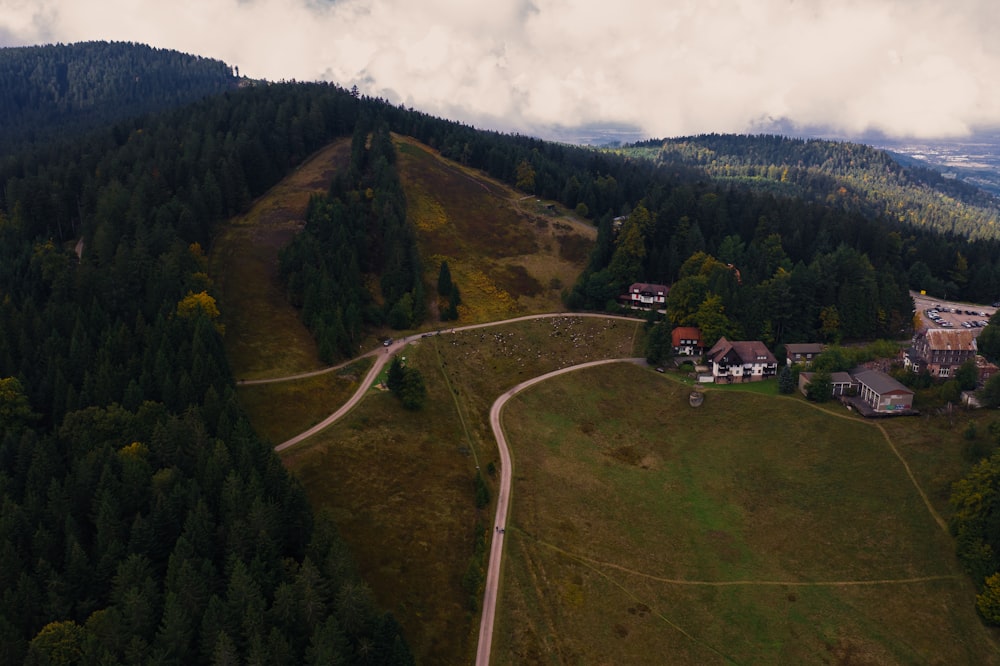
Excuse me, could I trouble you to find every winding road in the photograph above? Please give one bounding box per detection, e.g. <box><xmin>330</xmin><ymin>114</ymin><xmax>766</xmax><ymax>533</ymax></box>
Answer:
<box><xmin>255</xmin><ymin>311</ymin><xmax>645</xmax><ymax>661</ymax></box>
<box><xmin>256</xmin><ymin>312</ymin><xmax>642</xmax><ymax>453</ymax></box>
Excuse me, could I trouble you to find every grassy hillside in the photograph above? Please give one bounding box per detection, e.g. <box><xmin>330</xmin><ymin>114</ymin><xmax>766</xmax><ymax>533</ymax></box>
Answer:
<box><xmin>213</xmin><ymin>130</ymin><xmax>630</xmax><ymax>662</ymax></box>
<box><xmin>280</xmin><ymin>316</ymin><xmax>641</xmax><ymax>664</ymax></box>
<box><xmin>211</xmin><ymin>139</ymin><xmax>353</xmax><ymax>379</ymax></box>
<box><xmin>493</xmin><ymin>364</ymin><xmax>999</xmax><ymax>664</ymax></box>
<box><xmin>395</xmin><ymin>135</ymin><xmax>596</xmax><ymax>322</ymax></box>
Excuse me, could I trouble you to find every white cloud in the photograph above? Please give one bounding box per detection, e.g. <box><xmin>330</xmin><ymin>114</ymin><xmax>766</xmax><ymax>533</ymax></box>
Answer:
<box><xmin>1</xmin><ymin>0</ymin><xmax>999</xmax><ymax>139</ymax></box>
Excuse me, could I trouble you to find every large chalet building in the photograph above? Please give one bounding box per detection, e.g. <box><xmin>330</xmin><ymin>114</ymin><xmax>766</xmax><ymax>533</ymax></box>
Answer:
<box><xmin>706</xmin><ymin>337</ymin><xmax>778</xmax><ymax>383</ymax></box>
<box><xmin>904</xmin><ymin>328</ymin><xmax>977</xmax><ymax>379</ymax></box>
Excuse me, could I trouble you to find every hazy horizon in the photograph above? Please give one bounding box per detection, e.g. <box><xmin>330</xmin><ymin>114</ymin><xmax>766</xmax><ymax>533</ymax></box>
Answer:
<box><xmin>3</xmin><ymin>1</ymin><xmax>1000</xmax><ymax>143</ymax></box>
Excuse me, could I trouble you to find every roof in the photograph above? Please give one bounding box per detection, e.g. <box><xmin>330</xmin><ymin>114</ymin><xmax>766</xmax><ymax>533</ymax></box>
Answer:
<box><xmin>830</xmin><ymin>371</ymin><xmax>854</xmax><ymax>385</ymax></box>
<box><xmin>799</xmin><ymin>371</ymin><xmax>853</xmax><ymax>385</ymax></box>
<box><xmin>628</xmin><ymin>282</ymin><xmax>669</xmax><ymax>295</ymax></box>
<box><xmin>921</xmin><ymin>328</ymin><xmax>978</xmax><ymax>352</ymax></box>
<box><xmin>671</xmin><ymin>326</ymin><xmax>702</xmax><ymax>346</ymax></box>
<box><xmin>785</xmin><ymin>343</ymin><xmax>825</xmax><ymax>356</ymax></box>
<box><xmin>707</xmin><ymin>337</ymin><xmax>777</xmax><ymax>365</ymax></box>
<box><xmin>851</xmin><ymin>368</ymin><xmax>913</xmax><ymax>396</ymax></box>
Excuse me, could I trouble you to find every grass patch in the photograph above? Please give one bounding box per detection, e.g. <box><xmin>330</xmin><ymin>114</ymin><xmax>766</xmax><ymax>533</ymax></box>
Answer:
<box><xmin>236</xmin><ymin>359</ymin><xmax>372</xmax><ymax>446</ymax></box>
<box><xmin>705</xmin><ymin>377</ymin><xmax>780</xmax><ymax>396</ymax></box>
<box><xmin>210</xmin><ymin>140</ymin><xmax>352</xmax><ymax>379</ymax></box>
<box><xmin>492</xmin><ymin>362</ymin><xmax>998</xmax><ymax>664</ymax></box>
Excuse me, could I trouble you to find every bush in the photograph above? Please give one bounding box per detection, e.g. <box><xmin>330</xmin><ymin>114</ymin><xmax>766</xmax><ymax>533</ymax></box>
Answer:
<box><xmin>977</xmin><ymin>573</ymin><xmax>1000</xmax><ymax>624</ymax></box>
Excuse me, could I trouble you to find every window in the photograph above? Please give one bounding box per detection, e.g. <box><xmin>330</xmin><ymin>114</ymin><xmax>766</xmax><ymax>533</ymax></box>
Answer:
<box><xmin>938</xmin><ymin>367</ymin><xmax>951</xmax><ymax>378</ymax></box>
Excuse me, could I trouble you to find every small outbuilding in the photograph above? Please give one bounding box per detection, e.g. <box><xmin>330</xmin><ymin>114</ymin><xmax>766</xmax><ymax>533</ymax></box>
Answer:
<box><xmin>785</xmin><ymin>343</ymin><xmax>826</xmax><ymax>367</ymax></box>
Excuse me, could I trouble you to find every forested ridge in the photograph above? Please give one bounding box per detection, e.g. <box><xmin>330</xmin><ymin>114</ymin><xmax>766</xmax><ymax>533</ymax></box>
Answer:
<box><xmin>0</xmin><ymin>41</ymin><xmax>239</xmax><ymax>157</ymax></box>
<box><xmin>7</xmin><ymin>41</ymin><xmax>1000</xmax><ymax>661</ymax></box>
<box><xmin>623</xmin><ymin>133</ymin><xmax>1000</xmax><ymax>241</ymax></box>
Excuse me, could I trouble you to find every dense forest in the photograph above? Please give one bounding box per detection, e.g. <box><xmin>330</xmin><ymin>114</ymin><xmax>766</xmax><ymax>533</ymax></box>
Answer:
<box><xmin>7</xmin><ymin>41</ymin><xmax>1000</xmax><ymax>659</ymax></box>
<box><xmin>0</xmin><ymin>41</ymin><xmax>239</xmax><ymax>157</ymax></box>
<box><xmin>0</xmin><ymin>44</ymin><xmax>411</xmax><ymax>664</ymax></box>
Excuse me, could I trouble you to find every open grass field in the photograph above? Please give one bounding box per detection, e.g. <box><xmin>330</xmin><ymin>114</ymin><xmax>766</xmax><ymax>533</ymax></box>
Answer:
<box><xmin>395</xmin><ymin>135</ymin><xmax>596</xmax><ymax>322</ymax></box>
<box><xmin>280</xmin><ymin>316</ymin><xmax>643</xmax><ymax>665</ymax></box>
<box><xmin>492</xmin><ymin>363</ymin><xmax>1000</xmax><ymax>664</ymax></box>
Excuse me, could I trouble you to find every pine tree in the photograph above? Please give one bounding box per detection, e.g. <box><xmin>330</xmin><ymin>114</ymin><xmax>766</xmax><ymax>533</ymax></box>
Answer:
<box><xmin>437</xmin><ymin>261</ymin><xmax>453</xmax><ymax>297</ymax></box>
<box><xmin>777</xmin><ymin>365</ymin><xmax>795</xmax><ymax>394</ymax></box>
<box><xmin>386</xmin><ymin>357</ymin><xmax>405</xmax><ymax>393</ymax></box>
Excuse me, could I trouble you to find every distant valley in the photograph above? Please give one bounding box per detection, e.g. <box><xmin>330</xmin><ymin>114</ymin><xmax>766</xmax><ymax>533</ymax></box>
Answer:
<box><xmin>875</xmin><ymin>132</ymin><xmax>1000</xmax><ymax>198</ymax></box>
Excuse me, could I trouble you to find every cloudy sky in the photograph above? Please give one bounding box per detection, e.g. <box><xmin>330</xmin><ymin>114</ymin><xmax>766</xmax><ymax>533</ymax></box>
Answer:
<box><xmin>2</xmin><ymin>0</ymin><xmax>999</xmax><ymax>141</ymax></box>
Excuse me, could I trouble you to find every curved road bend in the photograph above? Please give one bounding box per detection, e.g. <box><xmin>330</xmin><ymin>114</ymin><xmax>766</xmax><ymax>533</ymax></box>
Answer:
<box><xmin>476</xmin><ymin>357</ymin><xmax>646</xmax><ymax>666</ymax></box>
<box><xmin>269</xmin><ymin>312</ymin><xmax>643</xmax><ymax>452</ymax></box>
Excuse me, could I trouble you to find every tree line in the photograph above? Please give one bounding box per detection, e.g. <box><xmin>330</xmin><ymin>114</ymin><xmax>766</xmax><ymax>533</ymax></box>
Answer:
<box><xmin>0</xmin><ymin>41</ymin><xmax>239</xmax><ymax>157</ymax></box>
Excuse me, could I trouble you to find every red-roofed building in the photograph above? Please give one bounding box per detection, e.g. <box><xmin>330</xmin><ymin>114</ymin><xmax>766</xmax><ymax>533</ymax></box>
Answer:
<box><xmin>671</xmin><ymin>327</ymin><xmax>703</xmax><ymax>356</ymax></box>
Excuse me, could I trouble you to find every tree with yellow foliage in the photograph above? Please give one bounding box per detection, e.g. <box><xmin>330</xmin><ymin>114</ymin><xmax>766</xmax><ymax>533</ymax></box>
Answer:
<box><xmin>175</xmin><ymin>291</ymin><xmax>224</xmax><ymax>334</ymax></box>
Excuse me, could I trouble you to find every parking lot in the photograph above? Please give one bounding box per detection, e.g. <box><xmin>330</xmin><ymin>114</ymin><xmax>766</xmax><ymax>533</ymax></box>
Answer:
<box><xmin>911</xmin><ymin>292</ymin><xmax>995</xmax><ymax>331</ymax></box>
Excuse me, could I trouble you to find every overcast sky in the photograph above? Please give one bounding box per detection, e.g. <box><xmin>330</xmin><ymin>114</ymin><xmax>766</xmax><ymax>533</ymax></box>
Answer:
<box><xmin>2</xmin><ymin>0</ymin><xmax>999</xmax><ymax>141</ymax></box>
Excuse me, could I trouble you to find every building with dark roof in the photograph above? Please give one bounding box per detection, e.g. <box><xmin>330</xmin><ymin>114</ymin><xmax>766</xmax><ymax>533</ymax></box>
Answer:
<box><xmin>798</xmin><ymin>371</ymin><xmax>854</xmax><ymax>396</ymax></box>
<box><xmin>706</xmin><ymin>337</ymin><xmax>777</xmax><ymax>383</ymax></box>
<box><xmin>623</xmin><ymin>282</ymin><xmax>669</xmax><ymax>309</ymax></box>
<box><xmin>784</xmin><ymin>343</ymin><xmax>826</xmax><ymax>367</ymax></box>
<box><xmin>852</xmin><ymin>368</ymin><xmax>914</xmax><ymax>413</ymax></box>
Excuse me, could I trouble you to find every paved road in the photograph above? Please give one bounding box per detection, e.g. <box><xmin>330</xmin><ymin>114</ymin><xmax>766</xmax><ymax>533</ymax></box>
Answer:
<box><xmin>475</xmin><ymin>357</ymin><xmax>646</xmax><ymax>666</ymax></box>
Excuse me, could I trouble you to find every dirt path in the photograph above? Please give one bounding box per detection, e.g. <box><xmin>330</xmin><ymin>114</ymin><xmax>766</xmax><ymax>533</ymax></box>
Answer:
<box><xmin>269</xmin><ymin>312</ymin><xmax>643</xmax><ymax>452</ymax></box>
<box><xmin>527</xmin><ymin>534</ymin><xmax>958</xmax><ymax>587</ymax></box>
<box><xmin>767</xmin><ymin>392</ymin><xmax>949</xmax><ymax>534</ymax></box>
<box><xmin>476</xmin><ymin>357</ymin><xmax>645</xmax><ymax>666</ymax></box>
